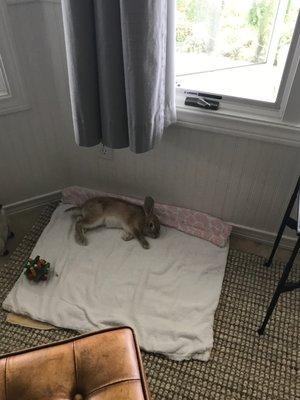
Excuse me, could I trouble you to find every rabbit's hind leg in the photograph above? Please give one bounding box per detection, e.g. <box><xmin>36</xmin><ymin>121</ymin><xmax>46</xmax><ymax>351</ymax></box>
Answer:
<box><xmin>75</xmin><ymin>219</ymin><xmax>87</xmax><ymax>246</ymax></box>
<box><xmin>75</xmin><ymin>216</ymin><xmax>104</xmax><ymax>246</ymax></box>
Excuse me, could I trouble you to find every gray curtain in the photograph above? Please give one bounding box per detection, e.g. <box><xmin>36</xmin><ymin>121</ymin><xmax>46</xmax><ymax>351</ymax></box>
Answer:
<box><xmin>61</xmin><ymin>0</ymin><xmax>176</xmax><ymax>154</ymax></box>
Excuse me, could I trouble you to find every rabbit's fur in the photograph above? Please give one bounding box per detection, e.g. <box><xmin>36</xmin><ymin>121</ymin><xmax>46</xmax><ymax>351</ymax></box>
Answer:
<box><xmin>66</xmin><ymin>196</ymin><xmax>160</xmax><ymax>249</ymax></box>
<box><xmin>0</xmin><ymin>205</ymin><xmax>12</xmax><ymax>256</ymax></box>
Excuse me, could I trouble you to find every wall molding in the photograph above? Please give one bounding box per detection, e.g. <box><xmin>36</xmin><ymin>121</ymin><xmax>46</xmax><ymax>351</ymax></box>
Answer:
<box><xmin>0</xmin><ymin>0</ymin><xmax>29</xmax><ymax>115</ymax></box>
<box><xmin>4</xmin><ymin>189</ymin><xmax>295</xmax><ymax>249</ymax></box>
<box><xmin>231</xmin><ymin>223</ymin><xmax>295</xmax><ymax>250</ymax></box>
<box><xmin>4</xmin><ymin>190</ymin><xmax>62</xmax><ymax>215</ymax></box>
<box><xmin>6</xmin><ymin>0</ymin><xmax>60</xmax><ymax>5</ymax></box>
<box><xmin>176</xmin><ymin>108</ymin><xmax>300</xmax><ymax>148</ymax></box>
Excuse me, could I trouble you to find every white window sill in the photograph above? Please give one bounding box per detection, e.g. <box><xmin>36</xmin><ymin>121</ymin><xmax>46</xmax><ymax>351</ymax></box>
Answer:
<box><xmin>176</xmin><ymin>95</ymin><xmax>300</xmax><ymax>148</ymax></box>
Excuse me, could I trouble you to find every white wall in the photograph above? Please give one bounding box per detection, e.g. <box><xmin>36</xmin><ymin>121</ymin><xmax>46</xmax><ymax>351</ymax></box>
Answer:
<box><xmin>1</xmin><ymin>0</ymin><xmax>300</xmax><ymax>244</ymax></box>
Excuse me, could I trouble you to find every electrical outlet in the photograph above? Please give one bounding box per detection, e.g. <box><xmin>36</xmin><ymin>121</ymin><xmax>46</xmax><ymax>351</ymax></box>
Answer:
<box><xmin>99</xmin><ymin>143</ymin><xmax>113</xmax><ymax>160</ymax></box>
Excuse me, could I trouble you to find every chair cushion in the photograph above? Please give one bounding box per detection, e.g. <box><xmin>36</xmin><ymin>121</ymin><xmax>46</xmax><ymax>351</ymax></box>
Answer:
<box><xmin>0</xmin><ymin>327</ymin><xmax>150</xmax><ymax>400</ymax></box>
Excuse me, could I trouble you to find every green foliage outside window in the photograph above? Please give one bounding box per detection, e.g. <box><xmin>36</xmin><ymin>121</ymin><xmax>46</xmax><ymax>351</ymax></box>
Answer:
<box><xmin>176</xmin><ymin>0</ymin><xmax>298</xmax><ymax>64</ymax></box>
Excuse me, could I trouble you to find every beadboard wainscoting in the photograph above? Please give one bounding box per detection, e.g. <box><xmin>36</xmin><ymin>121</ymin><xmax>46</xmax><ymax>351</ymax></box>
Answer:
<box><xmin>1</xmin><ymin>0</ymin><xmax>300</xmax><ymax>246</ymax></box>
<box><xmin>64</xmin><ymin>126</ymin><xmax>300</xmax><ymax>247</ymax></box>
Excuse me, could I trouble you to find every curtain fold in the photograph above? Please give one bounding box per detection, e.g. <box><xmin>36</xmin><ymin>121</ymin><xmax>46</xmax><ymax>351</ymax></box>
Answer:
<box><xmin>61</xmin><ymin>0</ymin><xmax>176</xmax><ymax>154</ymax></box>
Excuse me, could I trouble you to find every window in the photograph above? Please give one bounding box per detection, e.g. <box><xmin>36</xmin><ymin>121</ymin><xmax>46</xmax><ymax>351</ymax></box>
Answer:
<box><xmin>0</xmin><ymin>56</ymin><xmax>9</xmax><ymax>98</ymax></box>
<box><xmin>175</xmin><ymin>0</ymin><xmax>300</xmax><ymax>146</ymax></box>
<box><xmin>0</xmin><ymin>1</ymin><xmax>27</xmax><ymax>115</ymax></box>
<box><xmin>176</xmin><ymin>0</ymin><xmax>300</xmax><ymax>103</ymax></box>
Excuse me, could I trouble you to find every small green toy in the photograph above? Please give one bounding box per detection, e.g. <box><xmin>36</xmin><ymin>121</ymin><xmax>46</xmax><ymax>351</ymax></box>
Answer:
<box><xmin>24</xmin><ymin>255</ymin><xmax>50</xmax><ymax>282</ymax></box>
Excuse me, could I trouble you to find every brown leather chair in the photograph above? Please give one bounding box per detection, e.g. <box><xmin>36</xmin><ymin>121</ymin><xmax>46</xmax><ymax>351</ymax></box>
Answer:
<box><xmin>0</xmin><ymin>326</ymin><xmax>151</xmax><ymax>400</ymax></box>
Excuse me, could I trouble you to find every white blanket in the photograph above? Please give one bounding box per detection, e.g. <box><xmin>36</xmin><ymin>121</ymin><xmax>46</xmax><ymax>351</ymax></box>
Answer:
<box><xmin>3</xmin><ymin>205</ymin><xmax>228</xmax><ymax>361</ymax></box>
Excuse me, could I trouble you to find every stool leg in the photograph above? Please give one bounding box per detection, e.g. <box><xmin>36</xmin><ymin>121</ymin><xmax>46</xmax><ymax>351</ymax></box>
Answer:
<box><xmin>258</xmin><ymin>236</ymin><xmax>300</xmax><ymax>335</ymax></box>
<box><xmin>265</xmin><ymin>177</ymin><xmax>300</xmax><ymax>267</ymax></box>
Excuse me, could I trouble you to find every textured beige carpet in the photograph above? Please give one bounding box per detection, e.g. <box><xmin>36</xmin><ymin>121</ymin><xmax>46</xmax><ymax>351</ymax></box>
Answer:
<box><xmin>0</xmin><ymin>204</ymin><xmax>299</xmax><ymax>400</ymax></box>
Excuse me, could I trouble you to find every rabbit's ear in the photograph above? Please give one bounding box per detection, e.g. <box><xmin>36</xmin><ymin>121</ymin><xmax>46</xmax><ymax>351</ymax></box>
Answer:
<box><xmin>144</xmin><ymin>196</ymin><xmax>155</xmax><ymax>216</ymax></box>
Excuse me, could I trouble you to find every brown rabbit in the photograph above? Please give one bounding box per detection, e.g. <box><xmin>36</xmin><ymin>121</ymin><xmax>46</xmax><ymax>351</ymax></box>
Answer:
<box><xmin>65</xmin><ymin>196</ymin><xmax>160</xmax><ymax>249</ymax></box>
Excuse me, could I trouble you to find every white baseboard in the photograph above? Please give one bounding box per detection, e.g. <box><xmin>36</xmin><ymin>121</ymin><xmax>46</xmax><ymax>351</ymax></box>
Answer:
<box><xmin>231</xmin><ymin>223</ymin><xmax>296</xmax><ymax>250</ymax></box>
<box><xmin>4</xmin><ymin>190</ymin><xmax>62</xmax><ymax>215</ymax></box>
<box><xmin>3</xmin><ymin>190</ymin><xmax>296</xmax><ymax>250</ymax></box>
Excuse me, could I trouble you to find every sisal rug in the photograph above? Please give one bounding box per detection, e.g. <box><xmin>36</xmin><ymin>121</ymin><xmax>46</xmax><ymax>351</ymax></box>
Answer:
<box><xmin>0</xmin><ymin>204</ymin><xmax>299</xmax><ymax>400</ymax></box>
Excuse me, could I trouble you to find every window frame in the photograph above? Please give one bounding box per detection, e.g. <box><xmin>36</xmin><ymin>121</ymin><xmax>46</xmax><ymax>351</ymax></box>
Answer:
<box><xmin>0</xmin><ymin>0</ymin><xmax>28</xmax><ymax>115</ymax></box>
<box><xmin>175</xmin><ymin>6</ymin><xmax>300</xmax><ymax>147</ymax></box>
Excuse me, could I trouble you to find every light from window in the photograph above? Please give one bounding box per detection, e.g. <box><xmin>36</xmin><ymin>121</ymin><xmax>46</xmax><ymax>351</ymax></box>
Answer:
<box><xmin>176</xmin><ymin>0</ymin><xmax>300</xmax><ymax>102</ymax></box>
<box><xmin>0</xmin><ymin>55</ymin><xmax>9</xmax><ymax>98</ymax></box>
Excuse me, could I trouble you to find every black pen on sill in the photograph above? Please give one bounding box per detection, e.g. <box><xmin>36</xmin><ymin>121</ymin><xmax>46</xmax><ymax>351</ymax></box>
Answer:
<box><xmin>184</xmin><ymin>96</ymin><xmax>219</xmax><ymax>110</ymax></box>
<box><xmin>184</xmin><ymin>90</ymin><xmax>222</xmax><ymax>100</ymax></box>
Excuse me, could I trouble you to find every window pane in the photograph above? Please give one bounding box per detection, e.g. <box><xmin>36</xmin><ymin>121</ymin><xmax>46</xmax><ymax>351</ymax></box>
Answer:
<box><xmin>176</xmin><ymin>0</ymin><xmax>300</xmax><ymax>102</ymax></box>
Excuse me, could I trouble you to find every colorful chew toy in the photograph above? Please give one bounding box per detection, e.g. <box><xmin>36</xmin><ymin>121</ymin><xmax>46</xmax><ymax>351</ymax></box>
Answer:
<box><xmin>24</xmin><ymin>255</ymin><xmax>50</xmax><ymax>282</ymax></box>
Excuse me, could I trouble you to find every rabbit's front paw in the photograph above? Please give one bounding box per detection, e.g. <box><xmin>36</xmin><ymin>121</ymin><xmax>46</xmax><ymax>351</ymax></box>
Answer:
<box><xmin>122</xmin><ymin>232</ymin><xmax>134</xmax><ymax>241</ymax></box>
<box><xmin>142</xmin><ymin>241</ymin><xmax>150</xmax><ymax>250</ymax></box>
